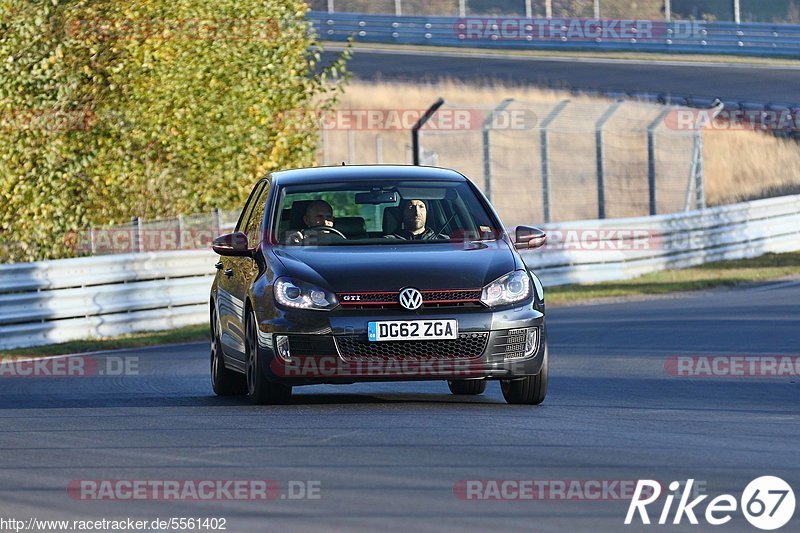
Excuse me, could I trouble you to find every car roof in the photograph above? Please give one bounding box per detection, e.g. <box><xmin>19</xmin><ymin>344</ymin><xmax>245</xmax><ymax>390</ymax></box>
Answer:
<box><xmin>270</xmin><ymin>165</ymin><xmax>468</xmax><ymax>186</ymax></box>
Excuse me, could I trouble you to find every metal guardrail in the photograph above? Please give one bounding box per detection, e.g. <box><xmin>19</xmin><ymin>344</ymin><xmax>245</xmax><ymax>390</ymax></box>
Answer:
<box><xmin>309</xmin><ymin>12</ymin><xmax>800</xmax><ymax>57</ymax></box>
<box><xmin>1</xmin><ymin>194</ymin><xmax>799</xmax><ymax>349</ymax></box>
<box><xmin>521</xmin><ymin>194</ymin><xmax>800</xmax><ymax>286</ymax></box>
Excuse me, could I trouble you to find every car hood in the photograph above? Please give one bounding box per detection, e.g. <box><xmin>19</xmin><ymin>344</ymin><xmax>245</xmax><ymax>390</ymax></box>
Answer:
<box><xmin>271</xmin><ymin>241</ymin><xmax>518</xmax><ymax>291</ymax></box>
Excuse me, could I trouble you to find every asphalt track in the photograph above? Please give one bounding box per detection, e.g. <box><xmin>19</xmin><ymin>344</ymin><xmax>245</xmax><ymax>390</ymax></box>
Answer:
<box><xmin>324</xmin><ymin>47</ymin><xmax>800</xmax><ymax>104</ymax></box>
<box><xmin>1</xmin><ymin>280</ymin><xmax>798</xmax><ymax>532</ymax></box>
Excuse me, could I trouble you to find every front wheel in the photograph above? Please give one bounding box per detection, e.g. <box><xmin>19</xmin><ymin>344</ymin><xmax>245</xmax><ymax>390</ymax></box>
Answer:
<box><xmin>447</xmin><ymin>379</ymin><xmax>487</xmax><ymax>395</ymax></box>
<box><xmin>245</xmin><ymin>311</ymin><xmax>292</xmax><ymax>405</ymax></box>
<box><xmin>501</xmin><ymin>343</ymin><xmax>548</xmax><ymax>405</ymax></box>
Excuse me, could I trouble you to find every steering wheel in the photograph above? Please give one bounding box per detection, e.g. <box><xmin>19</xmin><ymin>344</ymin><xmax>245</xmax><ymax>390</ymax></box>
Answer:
<box><xmin>304</xmin><ymin>226</ymin><xmax>347</xmax><ymax>239</ymax></box>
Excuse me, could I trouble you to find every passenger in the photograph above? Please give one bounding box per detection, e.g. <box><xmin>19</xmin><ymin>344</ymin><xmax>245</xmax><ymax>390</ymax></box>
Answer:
<box><xmin>388</xmin><ymin>199</ymin><xmax>449</xmax><ymax>241</ymax></box>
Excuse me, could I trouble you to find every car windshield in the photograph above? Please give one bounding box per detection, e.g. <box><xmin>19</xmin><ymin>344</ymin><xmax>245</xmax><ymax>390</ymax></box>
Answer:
<box><xmin>274</xmin><ymin>179</ymin><xmax>501</xmax><ymax>246</ymax></box>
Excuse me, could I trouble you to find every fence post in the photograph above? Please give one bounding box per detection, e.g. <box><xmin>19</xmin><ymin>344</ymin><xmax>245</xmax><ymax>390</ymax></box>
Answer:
<box><xmin>131</xmin><ymin>217</ymin><xmax>142</xmax><ymax>253</ymax></box>
<box><xmin>395</xmin><ymin>0</ymin><xmax>402</xmax><ymax>16</ymax></box>
<box><xmin>347</xmin><ymin>129</ymin><xmax>355</xmax><ymax>164</ymax></box>
<box><xmin>647</xmin><ymin>107</ymin><xmax>672</xmax><ymax>216</ymax></box>
<box><xmin>482</xmin><ymin>98</ymin><xmax>515</xmax><ymax>202</ymax></box>
<box><xmin>525</xmin><ymin>0</ymin><xmax>533</xmax><ymax>18</ymax></box>
<box><xmin>412</xmin><ymin>98</ymin><xmax>445</xmax><ymax>165</ymax></box>
<box><xmin>178</xmin><ymin>214</ymin><xmax>185</xmax><ymax>249</ymax></box>
<box><xmin>539</xmin><ymin>100</ymin><xmax>570</xmax><ymax>223</ymax></box>
<box><xmin>594</xmin><ymin>0</ymin><xmax>601</xmax><ymax>19</ymax></box>
<box><xmin>212</xmin><ymin>208</ymin><xmax>221</xmax><ymax>237</ymax></box>
<box><xmin>459</xmin><ymin>0</ymin><xmax>466</xmax><ymax>17</ymax></box>
<box><xmin>376</xmin><ymin>134</ymin><xmax>384</xmax><ymax>164</ymax></box>
<box><xmin>733</xmin><ymin>0</ymin><xmax>741</xmax><ymax>23</ymax></box>
<box><xmin>327</xmin><ymin>0</ymin><xmax>335</xmax><ymax>14</ymax></box>
<box><xmin>545</xmin><ymin>0</ymin><xmax>552</xmax><ymax>18</ymax></box>
<box><xmin>694</xmin><ymin>129</ymin><xmax>706</xmax><ymax>209</ymax></box>
<box><xmin>664</xmin><ymin>0</ymin><xmax>671</xmax><ymax>22</ymax></box>
<box><xmin>321</xmin><ymin>129</ymin><xmax>329</xmax><ymax>165</ymax></box>
<box><xmin>89</xmin><ymin>226</ymin><xmax>96</xmax><ymax>255</ymax></box>
<box><xmin>595</xmin><ymin>101</ymin><xmax>623</xmax><ymax>220</ymax></box>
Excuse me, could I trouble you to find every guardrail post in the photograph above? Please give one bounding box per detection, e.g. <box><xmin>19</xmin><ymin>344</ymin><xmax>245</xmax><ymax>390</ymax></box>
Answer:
<box><xmin>595</xmin><ymin>100</ymin><xmax>624</xmax><ymax>220</ymax></box>
<box><xmin>131</xmin><ymin>217</ymin><xmax>142</xmax><ymax>253</ymax></box>
<box><xmin>539</xmin><ymin>99</ymin><xmax>570</xmax><ymax>223</ymax></box>
<box><xmin>482</xmin><ymin>98</ymin><xmax>514</xmax><ymax>203</ymax></box>
<box><xmin>647</xmin><ymin>107</ymin><xmax>673</xmax><ymax>216</ymax></box>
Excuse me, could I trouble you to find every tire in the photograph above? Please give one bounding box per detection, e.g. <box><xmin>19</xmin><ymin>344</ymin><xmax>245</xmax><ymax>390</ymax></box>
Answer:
<box><xmin>211</xmin><ymin>306</ymin><xmax>246</xmax><ymax>396</ymax></box>
<box><xmin>447</xmin><ymin>379</ymin><xmax>487</xmax><ymax>395</ymax></box>
<box><xmin>245</xmin><ymin>310</ymin><xmax>292</xmax><ymax>405</ymax></box>
<box><xmin>501</xmin><ymin>343</ymin><xmax>548</xmax><ymax>405</ymax></box>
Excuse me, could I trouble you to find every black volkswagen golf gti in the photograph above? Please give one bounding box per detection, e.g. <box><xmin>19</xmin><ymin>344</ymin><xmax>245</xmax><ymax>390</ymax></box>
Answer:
<box><xmin>210</xmin><ymin>165</ymin><xmax>548</xmax><ymax>405</ymax></box>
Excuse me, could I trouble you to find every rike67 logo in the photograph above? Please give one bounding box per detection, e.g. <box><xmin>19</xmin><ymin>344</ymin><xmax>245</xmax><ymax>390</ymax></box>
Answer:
<box><xmin>626</xmin><ymin>477</ymin><xmax>795</xmax><ymax>530</ymax></box>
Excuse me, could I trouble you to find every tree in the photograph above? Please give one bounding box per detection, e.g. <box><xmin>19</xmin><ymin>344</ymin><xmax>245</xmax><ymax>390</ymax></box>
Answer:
<box><xmin>0</xmin><ymin>0</ymin><xmax>349</xmax><ymax>262</ymax></box>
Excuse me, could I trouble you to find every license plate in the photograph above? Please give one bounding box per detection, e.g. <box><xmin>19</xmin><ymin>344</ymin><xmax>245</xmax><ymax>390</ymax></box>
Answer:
<box><xmin>368</xmin><ymin>320</ymin><xmax>458</xmax><ymax>342</ymax></box>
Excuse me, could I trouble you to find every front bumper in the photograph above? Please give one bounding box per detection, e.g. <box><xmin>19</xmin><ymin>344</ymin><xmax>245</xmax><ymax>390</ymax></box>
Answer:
<box><xmin>254</xmin><ymin>304</ymin><xmax>546</xmax><ymax>385</ymax></box>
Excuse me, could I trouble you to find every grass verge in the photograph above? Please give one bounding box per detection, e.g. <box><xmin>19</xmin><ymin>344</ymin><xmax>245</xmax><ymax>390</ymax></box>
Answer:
<box><xmin>2</xmin><ymin>252</ymin><xmax>797</xmax><ymax>356</ymax></box>
<box><xmin>329</xmin><ymin>42</ymin><xmax>800</xmax><ymax>68</ymax></box>
<box><xmin>0</xmin><ymin>324</ymin><xmax>209</xmax><ymax>358</ymax></box>
<box><xmin>546</xmin><ymin>251</ymin><xmax>800</xmax><ymax>306</ymax></box>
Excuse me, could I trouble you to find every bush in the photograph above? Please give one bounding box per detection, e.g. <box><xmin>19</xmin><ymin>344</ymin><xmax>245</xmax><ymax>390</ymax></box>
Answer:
<box><xmin>0</xmin><ymin>0</ymin><xmax>349</xmax><ymax>262</ymax></box>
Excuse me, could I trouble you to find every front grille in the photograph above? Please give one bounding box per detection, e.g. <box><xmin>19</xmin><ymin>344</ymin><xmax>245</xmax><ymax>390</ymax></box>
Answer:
<box><xmin>490</xmin><ymin>328</ymin><xmax>528</xmax><ymax>360</ymax></box>
<box><xmin>336</xmin><ymin>332</ymin><xmax>489</xmax><ymax>363</ymax></box>
<box><xmin>338</xmin><ymin>289</ymin><xmax>482</xmax><ymax>309</ymax></box>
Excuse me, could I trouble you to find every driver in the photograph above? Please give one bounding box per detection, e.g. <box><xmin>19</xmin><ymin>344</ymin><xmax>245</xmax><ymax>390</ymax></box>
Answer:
<box><xmin>286</xmin><ymin>200</ymin><xmax>345</xmax><ymax>244</ymax></box>
<box><xmin>387</xmin><ymin>199</ymin><xmax>449</xmax><ymax>241</ymax></box>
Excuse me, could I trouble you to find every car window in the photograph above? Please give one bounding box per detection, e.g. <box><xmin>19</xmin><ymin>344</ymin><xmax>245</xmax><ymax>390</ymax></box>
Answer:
<box><xmin>244</xmin><ymin>181</ymin><xmax>270</xmax><ymax>246</ymax></box>
<box><xmin>274</xmin><ymin>179</ymin><xmax>500</xmax><ymax>246</ymax></box>
<box><xmin>235</xmin><ymin>181</ymin><xmax>267</xmax><ymax>234</ymax></box>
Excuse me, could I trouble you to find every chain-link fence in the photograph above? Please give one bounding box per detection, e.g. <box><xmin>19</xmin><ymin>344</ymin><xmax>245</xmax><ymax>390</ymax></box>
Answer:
<box><xmin>307</xmin><ymin>0</ymin><xmax>800</xmax><ymax>24</ymax></box>
<box><xmin>319</xmin><ymin>99</ymin><xmax>703</xmax><ymax>227</ymax></box>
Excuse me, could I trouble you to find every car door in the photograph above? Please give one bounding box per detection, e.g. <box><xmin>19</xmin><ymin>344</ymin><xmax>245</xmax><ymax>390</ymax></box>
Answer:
<box><xmin>218</xmin><ymin>180</ymin><xmax>268</xmax><ymax>362</ymax></box>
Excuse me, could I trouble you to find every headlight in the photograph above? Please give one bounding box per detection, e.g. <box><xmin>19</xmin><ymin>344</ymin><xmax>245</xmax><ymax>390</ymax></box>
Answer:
<box><xmin>274</xmin><ymin>277</ymin><xmax>338</xmax><ymax>311</ymax></box>
<box><xmin>481</xmin><ymin>270</ymin><xmax>531</xmax><ymax>307</ymax></box>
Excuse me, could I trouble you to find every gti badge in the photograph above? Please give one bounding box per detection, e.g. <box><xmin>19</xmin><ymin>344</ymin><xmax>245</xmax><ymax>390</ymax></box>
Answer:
<box><xmin>399</xmin><ymin>288</ymin><xmax>423</xmax><ymax>310</ymax></box>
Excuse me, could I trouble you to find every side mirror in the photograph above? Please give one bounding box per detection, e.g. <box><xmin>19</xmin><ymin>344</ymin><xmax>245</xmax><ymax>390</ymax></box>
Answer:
<box><xmin>514</xmin><ymin>226</ymin><xmax>546</xmax><ymax>250</ymax></box>
<box><xmin>212</xmin><ymin>232</ymin><xmax>252</xmax><ymax>257</ymax></box>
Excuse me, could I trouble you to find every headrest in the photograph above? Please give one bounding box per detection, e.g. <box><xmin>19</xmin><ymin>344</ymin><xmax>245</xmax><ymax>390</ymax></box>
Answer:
<box><xmin>288</xmin><ymin>200</ymin><xmax>314</xmax><ymax>230</ymax></box>
<box><xmin>335</xmin><ymin>216</ymin><xmax>367</xmax><ymax>238</ymax></box>
<box><xmin>382</xmin><ymin>206</ymin><xmax>402</xmax><ymax>235</ymax></box>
